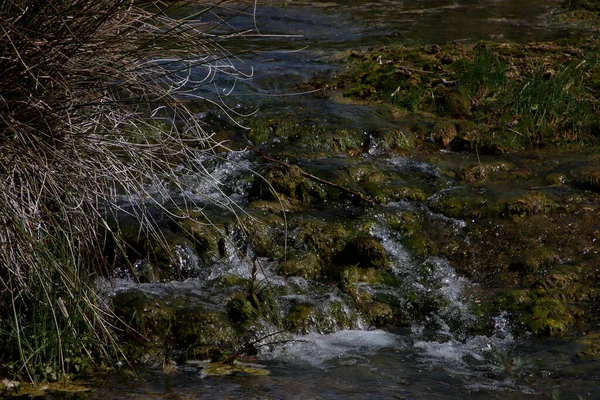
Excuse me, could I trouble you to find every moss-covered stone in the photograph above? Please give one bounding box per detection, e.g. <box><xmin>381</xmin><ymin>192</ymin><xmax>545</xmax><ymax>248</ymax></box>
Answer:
<box><xmin>283</xmin><ymin>300</ymin><xmax>358</xmax><ymax>334</ymax></box>
<box><xmin>112</xmin><ymin>291</ymin><xmax>240</xmax><ymax>365</ymax></box>
<box><xmin>458</xmin><ymin>161</ymin><xmax>512</xmax><ymax>183</ymax></box>
<box><xmin>249</xmin><ymin>163</ymin><xmax>327</xmax><ymax>205</ymax></box>
<box><xmin>173</xmin><ymin>309</ymin><xmax>238</xmax><ymax>361</ymax></box>
<box><xmin>575</xmin><ymin>167</ymin><xmax>600</xmax><ymax>192</ymax></box>
<box><xmin>431</xmin><ymin>120</ymin><xmax>458</xmax><ymax>149</ymax></box>
<box><xmin>287</xmin><ymin>219</ymin><xmax>351</xmax><ymax>266</ymax></box>
<box><xmin>505</xmin><ymin>192</ymin><xmax>554</xmax><ymax>216</ymax></box>
<box><xmin>277</xmin><ymin>252</ymin><xmax>321</xmax><ymax>280</ymax></box>
<box><xmin>334</xmin><ymin>236</ymin><xmax>389</xmax><ymax>271</ymax></box>
<box><xmin>509</xmin><ymin>246</ymin><xmax>559</xmax><ymax>274</ymax></box>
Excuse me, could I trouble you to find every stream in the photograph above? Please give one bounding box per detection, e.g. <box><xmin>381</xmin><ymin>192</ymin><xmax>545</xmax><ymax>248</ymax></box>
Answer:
<box><xmin>55</xmin><ymin>1</ymin><xmax>600</xmax><ymax>399</ymax></box>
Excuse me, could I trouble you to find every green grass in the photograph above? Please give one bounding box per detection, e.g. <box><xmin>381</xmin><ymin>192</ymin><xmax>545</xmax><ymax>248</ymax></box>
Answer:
<box><xmin>337</xmin><ymin>41</ymin><xmax>600</xmax><ymax>151</ymax></box>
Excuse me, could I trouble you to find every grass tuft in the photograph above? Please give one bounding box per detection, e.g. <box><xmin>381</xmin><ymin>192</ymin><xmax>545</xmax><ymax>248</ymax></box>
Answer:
<box><xmin>0</xmin><ymin>0</ymin><xmax>251</xmax><ymax>382</ymax></box>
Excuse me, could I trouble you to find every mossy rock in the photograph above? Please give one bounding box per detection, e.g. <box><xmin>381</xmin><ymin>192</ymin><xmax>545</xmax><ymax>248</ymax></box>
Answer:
<box><xmin>435</xmin><ymin>87</ymin><xmax>471</xmax><ymax>119</ymax></box>
<box><xmin>457</xmin><ymin>161</ymin><xmax>511</xmax><ymax>183</ymax></box>
<box><xmin>504</xmin><ymin>192</ymin><xmax>555</xmax><ymax>216</ymax></box>
<box><xmin>283</xmin><ymin>300</ymin><xmax>358</xmax><ymax>334</ymax></box>
<box><xmin>173</xmin><ymin>309</ymin><xmax>239</xmax><ymax>361</ymax></box>
<box><xmin>449</xmin><ymin>120</ymin><xmax>480</xmax><ymax>151</ymax></box>
<box><xmin>427</xmin><ymin>187</ymin><xmax>501</xmax><ymax>219</ymax></box>
<box><xmin>284</xmin><ymin>303</ymin><xmax>315</xmax><ymax>334</ymax></box>
<box><xmin>178</xmin><ymin>216</ymin><xmax>228</xmax><ymax>264</ymax></box>
<box><xmin>430</xmin><ymin>120</ymin><xmax>457</xmax><ymax>148</ymax></box>
<box><xmin>576</xmin><ymin>331</ymin><xmax>600</xmax><ymax>360</ymax></box>
<box><xmin>373</xmin><ymin>129</ymin><xmax>417</xmax><ymax>153</ymax></box>
<box><xmin>575</xmin><ymin>167</ymin><xmax>600</xmax><ymax>192</ymax></box>
<box><xmin>250</xmin><ymin>163</ymin><xmax>326</xmax><ymax>205</ymax></box>
<box><xmin>112</xmin><ymin>291</ymin><xmax>177</xmax><ymax>365</ymax></box>
<box><xmin>108</xmin><ymin>216</ymin><xmax>225</xmax><ymax>282</ymax></box>
<box><xmin>334</xmin><ymin>236</ymin><xmax>389</xmax><ymax>271</ymax></box>
<box><xmin>277</xmin><ymin>252</ymin><xmax>321</xmax><ymax>280</ymax></box>
<box><xmin>113</xmin><ymin>291</ymin><xmax>175</xmax><ymax>341</ymax></box>
<box><xmin>199</xmin><ymin>361</ymin><xmax>270</xmax><ymax>378</ymax></box>
<box><xmin>362</xmin><ymin>301</ymin><xmax>394</xmax><ymax>327</ymax></box>
<box><xmin>509</xmin><ymin>246</ymin><xmax>559</xmax><ymax>274</ymax></box>
<box><xmin>545</xmin><ymin>173</ymin><xmax>568</xmax><ymax>186</ymax></box>
<box><xmin>345</xmin><ymin>162</ymin><xmax>386</xmax><ymax>184</ymax></box>
<box><xmin>288</xmin><ymin>219</ymin><xmax>351</xmax><ymax>265</ymax></box>
<box><xmin>363</xmin><ymin>183</ymin><xmax>427</xmax><ymax>204</ymax></box>
<box><xmin>578</xmin><ymin>343</ymin><xmax>600</xmax><ymax>360</ymax></box>
<box><xmin>238</xmin><ymin>215</ymin><xmax>285</xmax><ymax>260</ymax></box>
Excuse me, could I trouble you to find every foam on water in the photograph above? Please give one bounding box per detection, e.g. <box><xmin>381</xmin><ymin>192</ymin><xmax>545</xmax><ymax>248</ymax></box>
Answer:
<box><xmin>261</xmin><ymin>329</ymin><xmax>400</xmax><ymax>367</ymax></box>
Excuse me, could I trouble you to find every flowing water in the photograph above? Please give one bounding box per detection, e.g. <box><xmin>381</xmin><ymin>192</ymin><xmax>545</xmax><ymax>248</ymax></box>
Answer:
<box><xmin>52</xmin><ymin>2</ymin><xmax>600</xmax><ymax>399</ymax></box>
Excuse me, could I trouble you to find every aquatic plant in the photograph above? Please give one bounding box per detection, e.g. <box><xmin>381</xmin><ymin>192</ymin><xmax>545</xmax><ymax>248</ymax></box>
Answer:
<box><xmin>0</xmin><ymin>0</ymin><xmax>252</xmax><ymax>382</ymax></box>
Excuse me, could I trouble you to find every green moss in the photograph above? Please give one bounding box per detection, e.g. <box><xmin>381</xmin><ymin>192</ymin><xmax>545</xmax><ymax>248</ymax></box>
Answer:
<box><xmin>427</xmin><ymin>187</ymin><xmax>501</xmax><ymax>219</ymax></box>
<box><xmin>283</xmin><ymin>301</ymin><xmax>357</xmax><ymax>334</ymax></box>
<box><xmin>431</xmin><ymin>121</ymin><xmax>458</xmax><ymax>148</ymax></box>
<box><xmin>505</xmin><ymin>192</ymin><xmax>555</xmax><ymax>216</ymax></box>
<box><xmin>527</xmin><ymin>296</ymin><xmax>575</xmax><ymax>336</ymax></box>
<box><xmin>173</xmin><ymin>309</ymin><xmax>238</xmax><ymax>361</ymax></box>
<box><xmin>288</xmin><ymin>219</ymin><xmax>350</xmax><ymax>266</ymax></box>
<box><xmin>509</xmin><ymin>246</ymin><xmax>559</xmax><ymax>274</ymax></box>
<box><xmin>278</xmin><ymin>252</ymin><xmax>322</xmax><ymax>279</ymax></box>
<box><xmin>284</xmin><ymin>303</ymin><xmax>314</xmax><ymax>334</ymax></box>
<box><xmin>250</xmin><ymin>163</ymin><xmax>327</xmax><ymax>205</ymax></box>
<box><xmin>336</xmin><ymin>40</ymin><xmax>600</xmax><ymax>151</ymax></box>
<box><xmin>334</xmin><ymin>236</ymin><xmax>389</xmax><ymax>271</ymax></box>
<box><xmin>112</xmin><ymin>292</ymin><xmax>239</xmax><ymax>364</ymax></box>
<box><xmin>362</xmin><ymin>301</ymin><xmax>394</xmax><ymax>327</ymax></box>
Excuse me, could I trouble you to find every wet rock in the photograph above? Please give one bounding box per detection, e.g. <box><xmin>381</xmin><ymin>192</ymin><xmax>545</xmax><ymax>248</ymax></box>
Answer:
<box><xmin>238</xmin><ymin>215</ymin><xmax>286</xmax><ymax>261</ymax></box>
<box><xmin>288</xmin><ymin>219</ymin><xmax>351</xmax><ymax>267</ymax></box>
<box><xmin>283</xmin><ymin>299</ymin><xmax>359</xmax><ymax>334</ymax></box>
<box><xmin>435</xmin><ymin>87</ymin><xmax>471</xmax><ymax>119</ymax></box>
<box><xmin>249</xmin><ymin>163</ymin><xmax>327</xmax><ymax>205</ymax></box>
<box><xmin>427</xmin><ymin>187</ymin><xmax>502</xmax><ymax>219</ymax></box>
<box><xmin>334</xmin><ymin>236</ymin><xmax>389</xmax><ymax>271</ymax></box>
<box><xmin>575</xmin><ymin>167</ymin><xmax>600</xmax><ymax>192</ymax></box>
<box><xmin>278</xmin><ymin>252</ymin><xmax>321</xmax><ymax>280</ymax></box>
<box><xmin>545</xmin><ymin>173</ymin><xmax>568</xmax><ymax>185</ymax></box>
<box><xmin>363</xmin><ymin>183</ymin><xmax>427</xmax><ymax>204</ymax></box>
<box><xmin>113</xmin><ymin>291</ymin><xmax>241</xmax><ymax>364</ymax></box>
<box><xmin>362</xmin><ymin>300</ymin><xmax>394</xmax><ymax>327</ymax></box>
<box><xmin>372</xmin><ymin>128</ymin><xmax>417</xmax><ymax>153</ymax></box>
<box><xmin>505</xmin><ymin>192</ymin><xmax>554</xmax><ymax>216</ymax></box>
<box><xmin>173</xmin><ymin>309</ymin><xmax>238</xmax><ymax>361</ymax></box>
<box><xmin>458</xmin><ymin>161</ymin><xmax>511</xmax><ymax>183</ymax></box>
<box><xmin>509</xmin><ymin>246</ymin><xmax>559</xmax><ymax>274</ymax></box>
<box><xmin>431</xmin><ymin>121</ymin><xmax>457</xmax><ymax>148</ymax></box>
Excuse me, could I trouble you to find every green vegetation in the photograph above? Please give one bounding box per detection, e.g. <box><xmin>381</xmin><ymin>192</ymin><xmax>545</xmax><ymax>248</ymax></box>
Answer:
<box><xmin>0</xmin><ymin>0</ymin><xmax>245</xmax><ymax>383</ymax></box>
<box><xmin>335</xmin><ymin>40</ymin><xmax>600</xmax><ymax>151</ymax></box>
